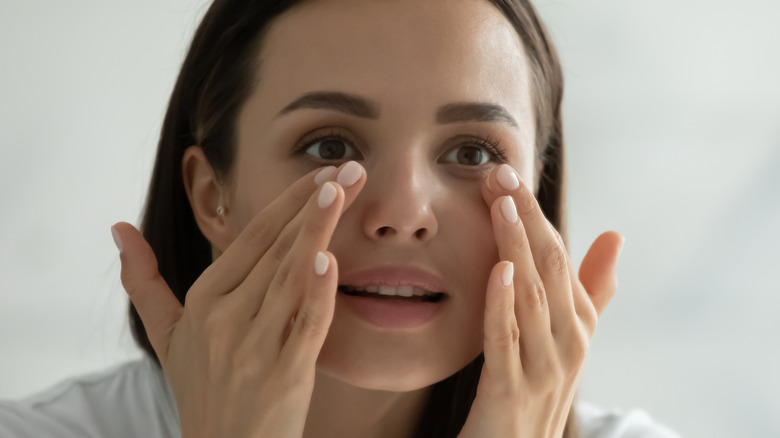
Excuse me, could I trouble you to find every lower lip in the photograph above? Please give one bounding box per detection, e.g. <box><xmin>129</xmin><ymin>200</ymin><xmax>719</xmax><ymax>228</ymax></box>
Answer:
<box><xmin>337</xmin><ymin>292</ymin><xmax>446</xmax><ymax>328</ymax></box>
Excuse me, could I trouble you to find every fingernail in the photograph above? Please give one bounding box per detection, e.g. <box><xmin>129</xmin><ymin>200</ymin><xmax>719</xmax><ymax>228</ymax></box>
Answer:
<box><xmin>314</xmin><ymin>166</ymin><xmax>337</xmax><ymax>185</ymax></box>
<box><xmin>497</xmin><ymin>165</ymin><xmax>520</xmax><ymax>191</ymax></box>
<box><xmin>618</xmin><ymin>235</ymin><xmax>626</xmax><ymax>258</ymax></box>
<box><xmin>500</xmin><ymin>196</ymin><xmax>518</xmax><ymax>223</ymax></box>
<box><xmin>501</xmin><ymin>262</ymin><xmax>514</xmax><ymax>287</ymax></box>
<box><xmin>315</xmin><ymin>251</ymin><xmax>329</xmax><ymax>276</ymax></box>
<box><xmin>336</xmin><ymin>161</ymin><xmax>362</xmax><ymax>187</ymax></box>
<box><xmin>318</xmin><ymin>182</ymin><xmax>338</xmax><ymax>208</ymax></box>
<box><xmin>111</xmin><ymin>226</ymin><xmax>123</xmax><ymax>253</ymax></box>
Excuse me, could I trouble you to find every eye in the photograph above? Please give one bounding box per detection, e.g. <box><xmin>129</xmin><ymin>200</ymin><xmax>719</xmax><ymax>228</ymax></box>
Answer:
<box><xmin>301</xmin><ymin>134</ymin><xmax>358</xmax><ymax>162</ymax></box>
<box><xmin>442</xmin><ymin>136</ymin><xmax>508</xmax><ymax>166</ymax></box>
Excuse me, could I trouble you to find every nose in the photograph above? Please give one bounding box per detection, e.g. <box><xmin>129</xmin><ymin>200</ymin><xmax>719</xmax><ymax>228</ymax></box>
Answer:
<box><xmin>359</xmin><ymin>158</ymin><xmax>439</xmax><ymax>243</ymax></box>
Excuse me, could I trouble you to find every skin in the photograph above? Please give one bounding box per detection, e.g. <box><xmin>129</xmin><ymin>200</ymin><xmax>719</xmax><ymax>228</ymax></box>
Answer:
<box><xmin>113</xmin><ymin>0</ymin><xmax>623</xmax><ymax>437</ymax></box>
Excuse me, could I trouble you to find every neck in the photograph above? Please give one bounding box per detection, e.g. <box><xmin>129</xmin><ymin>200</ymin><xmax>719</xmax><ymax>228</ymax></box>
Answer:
<box><xmin>303</xmin><ymin>369</ymin><xmax>431</xmax><ymax>438</ymax></box>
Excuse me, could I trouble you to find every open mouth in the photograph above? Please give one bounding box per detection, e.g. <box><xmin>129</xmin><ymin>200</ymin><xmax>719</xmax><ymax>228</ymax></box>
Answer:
<box><xmin>337</xmin><ymin>285</ymin><xmax>447</xmax><ymax>303</ymax></box>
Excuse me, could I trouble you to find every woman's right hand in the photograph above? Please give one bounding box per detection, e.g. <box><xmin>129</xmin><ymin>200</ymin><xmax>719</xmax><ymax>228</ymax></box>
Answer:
<box><xmin>111</xmin><ymin>161</ymin><xmax>366</xmax><ymax>438</ymax></box>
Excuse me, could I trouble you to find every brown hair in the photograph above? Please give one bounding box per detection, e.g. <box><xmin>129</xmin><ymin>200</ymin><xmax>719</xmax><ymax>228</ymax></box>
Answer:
<box><xmin>131</xmin><ymin>0</ymin><xmax>574</xmax><ymax>436</ymax></box>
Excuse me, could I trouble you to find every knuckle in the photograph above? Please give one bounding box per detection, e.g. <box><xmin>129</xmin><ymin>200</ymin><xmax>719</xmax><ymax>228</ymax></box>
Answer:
<box><xmin>522</xmin><ymin>278</ymin><xmax>547</xmax><ymax>312</ymax></box>
<box><xmin>293</xmin><ymin>307</ymin><xmax>328</xmax><ymax>341</ymax></box>
<box><xmin>273</xmin><ymin>258</ymin><xmax>293</xmax><ymax>290</ymax></box>
<box><xmin>275</xmin><ymin>229</ymin><xmax>298</xmax><ymax>260</ymax></box>
<box><xmin>299</xmin><ymin>221</ymin><xmax>324</xmax><ymax>246</ymax></box>
<box><xmin>244</xmin><ymin>211</ymin><xmax>274</xmax><ymax>247</ymax></box>
<box><xmin>566</xmin><ymin>327</ymin><xmax>590</xmax><ymax>370</ymax></box>
<box><xmin>510</xmin><ymin>230</ymin><xmax>530</xmax><ymax>254</ymax></box>
<box><xmin>489</xmin><ymin>324</ymin><xmax>520</xmax><ymax>351</ymax></box>
<box><xmin>515</xmin><ymin>185</ymin><xmax>537</xmax><ymax>215</ymax></box>
<box><xmin>120</xmin><ymin>269</ymin><xmax>158</xmax><ymax>299</ymax></box>
<box><xmin>542</xmin><ymin>241</ymin><xmax>569</xmax><ymax>275</ymax></box>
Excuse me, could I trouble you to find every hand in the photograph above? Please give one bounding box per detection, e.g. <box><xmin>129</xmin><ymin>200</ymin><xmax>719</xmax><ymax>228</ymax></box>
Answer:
<box><xmin>458</xmin><ymin>164</ymin><xmax>624</xmax><ymax>438</ymax></box>
<box><xmin>111</xmin><ymin>162</ymin><xmax>366</xmax><ymax>438</ymax></box>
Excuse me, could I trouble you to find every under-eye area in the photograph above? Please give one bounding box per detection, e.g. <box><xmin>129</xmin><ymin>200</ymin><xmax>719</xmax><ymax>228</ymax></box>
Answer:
<box><xmin>338</xmin><ymin>285</ymin><xmax>448</xmax><ymax>303</ymax></box>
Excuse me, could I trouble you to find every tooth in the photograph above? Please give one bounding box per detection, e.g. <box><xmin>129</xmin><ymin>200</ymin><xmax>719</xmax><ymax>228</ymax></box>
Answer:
<box><xmin>412</xmin><ymin>287</ymin><xmax>425</xmax><ymax>296</ymax></box>
<box><xmin>365</xmin><ymin>285</ymin><xmax>380</xmax><ymax>293</ymax></box>
<box><xmin>397</xmin><ymin>286</ymin><xmax>413</xmax><ymax>297</ymax></box>
<box><xmin>378</xmin><ymin>286</ymin><xmax>395</xmax><ymax>296</ymax></box>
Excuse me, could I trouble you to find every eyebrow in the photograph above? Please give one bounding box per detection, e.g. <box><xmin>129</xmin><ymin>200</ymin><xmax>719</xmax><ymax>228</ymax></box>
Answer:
<box><xmin>277</xmin><ymin>91</ymin><xmax>517</xmax><ymax>127</ymax></box>
<box><xmin>277</xmin><ymin>91</ymin><xmax>379</xmax><ymax>119</ymax></box>
<box><xmin>436</xmin><ymin>102</ymin><xmax>518</xmax><ymax>127</ymax></box>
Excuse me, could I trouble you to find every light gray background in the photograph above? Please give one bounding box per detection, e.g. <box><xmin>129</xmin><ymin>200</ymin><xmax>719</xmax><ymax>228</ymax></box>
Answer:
<box><xmin>1</xmin><ymin>1</ymin><xmax>778</xmax><ymax>437</ymax></box>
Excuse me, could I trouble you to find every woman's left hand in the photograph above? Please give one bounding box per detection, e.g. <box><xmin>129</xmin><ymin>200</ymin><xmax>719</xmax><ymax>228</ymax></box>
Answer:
<box><xmin>458</xmin><ymin>164</ymin><xmax>625</xmax><ymax>438</ymax></box>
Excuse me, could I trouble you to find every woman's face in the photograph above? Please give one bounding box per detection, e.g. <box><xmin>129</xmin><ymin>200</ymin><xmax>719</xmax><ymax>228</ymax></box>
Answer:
<box><xmin>225</xmin><ymin>0</ymin><xmax>536</xmax><ymax>391</ymax></box>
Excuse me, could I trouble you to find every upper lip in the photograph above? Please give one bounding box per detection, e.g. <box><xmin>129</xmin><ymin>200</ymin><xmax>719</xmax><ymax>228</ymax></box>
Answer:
<box><xmin>339</xmin><ymin>266</ymin><xmax>448</xmax><ymax>294</ymax></box>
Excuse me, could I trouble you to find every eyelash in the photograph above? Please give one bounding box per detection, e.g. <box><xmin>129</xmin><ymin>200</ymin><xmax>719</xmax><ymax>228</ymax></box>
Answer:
<box><xmin>295</xmin><ymin>129</ymin><xmax>509</xmax><ymax>165</ymax></box>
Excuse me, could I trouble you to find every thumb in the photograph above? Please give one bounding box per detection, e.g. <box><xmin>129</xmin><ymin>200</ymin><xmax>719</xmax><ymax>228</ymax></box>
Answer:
<box><xmin>111</xmin><ymin>222</ymin><xmax>182</xmax><ymax>366</ymax></box>
<box><xmin>578</xmin><ymin>231</ymin><xmax>625</xmax><ymax>317</ymax></box>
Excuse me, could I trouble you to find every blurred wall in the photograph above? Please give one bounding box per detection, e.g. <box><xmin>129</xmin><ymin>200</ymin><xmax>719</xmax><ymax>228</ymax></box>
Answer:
<box><xmin>1</xmin><ymin>1</ymin><xmax>778</xmax><ymax>437</ymax></box>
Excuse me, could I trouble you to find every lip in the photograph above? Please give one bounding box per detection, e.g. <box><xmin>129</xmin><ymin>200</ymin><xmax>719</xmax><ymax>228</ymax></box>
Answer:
<box><xmin>338</xmin><ymin>265</ymin><xmax>448</xmax><ymax>294</ymax></box>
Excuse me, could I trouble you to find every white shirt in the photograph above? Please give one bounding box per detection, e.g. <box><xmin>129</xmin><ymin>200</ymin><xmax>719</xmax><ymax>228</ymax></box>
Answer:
<box><xmin>0</xmin><ymin>357</ymin><xmax>681</xmax><ymax>438</ymax></box>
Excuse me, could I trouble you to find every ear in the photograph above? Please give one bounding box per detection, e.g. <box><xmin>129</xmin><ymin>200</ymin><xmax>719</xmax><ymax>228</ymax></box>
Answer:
<box><xmin>182</xmin><ymin>145</ymin><xmax>232</xmax><ymax>253</ymax></box>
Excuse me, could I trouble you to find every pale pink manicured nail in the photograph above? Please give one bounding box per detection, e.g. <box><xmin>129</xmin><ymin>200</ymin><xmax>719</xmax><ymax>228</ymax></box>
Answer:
<box><xmin>111</xmin><ymin>226</ymin><xmax>123</xmax><ymax>253</ymax></box>
<box><xmin>315</xmin><ymin>251</ymin><xmax>329</xmax><ymax>276</ymax></box>
<box><xmin>502</xmin><ymin>262</ymin><xmax>514</xmax><ymax>287</ymax></box>
<box><xmin>336</xmin><ymin>161</ymin><xmax>362</xmax><ymax>187</ymax></box>
<box><xmin>314</xmin><ymin>166</ymin><xmax>337</xmax><ymax>185</ymax></box>
<box><xmin>497</xmin><ymin>165</ymin><xmax>520</xmax><ymax>191</ymax></box>
<box><xmin>500</xmin><ymin>196</ymin><xmax>518</xmax><ymax>223</ymax></box>
<box><xmin>318</xmin><ymin>182</ymin><xmax>338</xmax><ymax>208</ymax></box>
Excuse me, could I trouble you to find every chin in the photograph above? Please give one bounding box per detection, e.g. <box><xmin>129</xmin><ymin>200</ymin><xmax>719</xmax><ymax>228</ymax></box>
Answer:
<box><xmin>315</xmin><ymin>357</ymin><xmax>457</xmax><ymax>392</ymax></box>
<box><xmin>315</xmin><ymin>334</ymin><xmax>481</xmax><ymax>392</ymax></box>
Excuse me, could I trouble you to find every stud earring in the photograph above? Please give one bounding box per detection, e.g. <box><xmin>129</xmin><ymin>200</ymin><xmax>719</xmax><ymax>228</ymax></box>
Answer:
<box><xmin>216</xmin><ymin>206</ymin><xmax>226</xmax><ymax>216</ymax></box>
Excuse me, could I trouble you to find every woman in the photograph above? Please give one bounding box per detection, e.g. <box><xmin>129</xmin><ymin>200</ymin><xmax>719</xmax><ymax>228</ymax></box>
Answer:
<box><xmin>0</xmin><ymin>0</ymin><xmax>680</xmax><ymax>437</ymax></box>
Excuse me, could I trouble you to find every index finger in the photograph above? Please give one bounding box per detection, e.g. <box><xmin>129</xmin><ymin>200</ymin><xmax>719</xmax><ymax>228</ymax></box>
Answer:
<box><xmin>195</xmin><ymin>165</ymin><xmax>336</xmax><ymax>296</ymax></box>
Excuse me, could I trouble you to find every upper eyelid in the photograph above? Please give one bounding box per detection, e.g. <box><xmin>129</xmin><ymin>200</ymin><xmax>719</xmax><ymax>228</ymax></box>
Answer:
<box><xmin>296</xmin><ymin>127</ymin><xmax>507</xmax><ymax>161</ymax></box>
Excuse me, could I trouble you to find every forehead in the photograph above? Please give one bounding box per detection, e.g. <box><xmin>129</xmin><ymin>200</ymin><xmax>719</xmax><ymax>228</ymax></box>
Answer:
<box><xmin>253</xmin><ymin>0</ymin><xmax>533</xmax><ymax>126</ymax></box>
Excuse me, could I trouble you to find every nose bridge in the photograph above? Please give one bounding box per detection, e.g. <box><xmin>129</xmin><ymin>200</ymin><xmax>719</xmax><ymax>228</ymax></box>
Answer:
<box><xmin>360</xmin><ymin>149</ymin><xmax>439</xmax><ymax>242</ymax></box>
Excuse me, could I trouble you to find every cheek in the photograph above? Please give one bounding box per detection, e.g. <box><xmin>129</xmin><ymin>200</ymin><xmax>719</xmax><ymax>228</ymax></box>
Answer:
<box><xmin>230</xmin><ymin>161</ymin><xmax>300</xmax><ymax>234</ymax></box>
<box><xmin>444</xmin><ymin>190</ymin><xmax>499</xmax><ymax>288</ymax></box>
<box><xmin>440</xmin><ymin>189</ymin><xmax>498</xmax><ymax>334</ymax></box>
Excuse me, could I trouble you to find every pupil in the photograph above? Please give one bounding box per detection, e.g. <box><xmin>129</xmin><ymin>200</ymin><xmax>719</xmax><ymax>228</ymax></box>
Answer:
<box><xmin>457</xmin><ymin>147</ymin><xmax>483</xmax><ymax>165</ymax></box>
<box><xmin>319</xmin><ymin>140</ymin><xmax>345</xmax><ymax>159</ymax></box>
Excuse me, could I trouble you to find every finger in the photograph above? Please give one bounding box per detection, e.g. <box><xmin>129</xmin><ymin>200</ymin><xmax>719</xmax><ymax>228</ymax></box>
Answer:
<box><xmin>248</xmin><ymin>181</ymin><xmax>345</xmax><ymax>354</ymax></box>
<box><xmin>489</xmin><ymin>195</ymin><xmax>555</xmax><ymax>377</ymax></box>
<box><xmin>112</xmin><ymin>222</ymin><xmax>182</xmax><ymax>367</ymax></box>
<box><xmin>227</xmin><ymin>162</ymin><xmax>365</xmax><ymax>315</ymax></box>
<box><xmin>579</xmin><ymin>231</ymin><xmax>624</xmax><ymax>317</ymax></box>
<box><xmin>482</xmin><ymin>261</ymin><xmax>522</xmax><ymax>390</ymax></box>
<box><xmin>568</xmin><ymin>258</ymin><xmax>598</xmax><ymax>337</ymax></box>
<box><xmin>190</xmin><ymin>165</ymin><xmax>334</xmax><ymax>301</ymax></box>
<box><xmin>545</xmin><ymin>221</ymin><xmax>598</xmax><ymax>335</ymax></box>
<box><xmin>278</xmin><ymin>251</ymin><xmax>339</xmax><ymax>373</ymax></box>
<box><xmin>485</xmin><ymin>165</ymin><xmax>578</xmax><ymax>340</ymax></box>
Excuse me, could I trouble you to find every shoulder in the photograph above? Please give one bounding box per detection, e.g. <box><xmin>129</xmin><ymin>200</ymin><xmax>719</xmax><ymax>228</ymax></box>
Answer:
<box><xmin>574</xmin><ymin>400</ymin><xmax>682</xmax><ymax>438</ymax></box>
<box><xmin>0</xmin><ymin>356</ymin><xmax>179</xmax><ymax>438</ymax></box>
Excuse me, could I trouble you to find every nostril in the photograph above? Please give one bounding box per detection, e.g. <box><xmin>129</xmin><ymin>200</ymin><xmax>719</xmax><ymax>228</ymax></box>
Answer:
<box><xmin>374</xmin><ymin>226</ymin><xmax>429</xmax><ymax>239</ymax></box>
<box><xmin>377</xmin><ymin>226</ymin><xmax>393</xmax><ymax>236</ymax></box>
